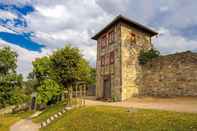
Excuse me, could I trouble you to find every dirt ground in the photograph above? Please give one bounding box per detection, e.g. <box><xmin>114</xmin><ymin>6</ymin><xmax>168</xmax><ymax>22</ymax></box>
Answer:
<box><xmin>85</xmin><ymin>96</ymin><xmax>197</xmax><ymax>113</ymax></box>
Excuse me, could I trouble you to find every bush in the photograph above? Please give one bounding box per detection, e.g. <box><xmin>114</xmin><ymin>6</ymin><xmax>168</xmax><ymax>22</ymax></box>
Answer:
<box><xmin>138</xmin><ymin>49</ymin><xmax>160</xmax><ymax>65</ymax></box>
<box><xmin>112</xmin><ymin>96</ymin><xmax>118</xmax><ymax>102</ymax></box>
<box><xmin>36</xmin><ymin>79</ymin><xmax>63</xmax><ymax>105</ymax></box>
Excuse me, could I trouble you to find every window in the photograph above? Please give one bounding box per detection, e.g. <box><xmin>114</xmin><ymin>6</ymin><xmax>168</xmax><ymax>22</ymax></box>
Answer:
<box><xmin>101</xmin><ymin>35</ymin><xmax>107</xmax><ymax>48</ymax></box>
<box><xmin>105</xmin><ymin>54</ymin><xmax>110</xmax><ymax>65</ymax></box>
<box><xmin>110</xmin><ymin>51</ymin><xmax>115</xmax><ymax>64</ymax></box>
<box><xmin>130</xmin><ymin>33</ymin><xmax>136</xmax><ymax>43</ymax></box>
<box><xmin>101</xmin><ymin>55</ymin><xmax>105</xmax><ymax>66</ymax></box>
<box><xmin>108</xmin><ymin>30</ymin><xmax>115</xmax><ymax>44</ymax></box>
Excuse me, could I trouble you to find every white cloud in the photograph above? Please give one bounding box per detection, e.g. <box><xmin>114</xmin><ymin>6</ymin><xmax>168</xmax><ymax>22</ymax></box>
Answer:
<box><xmin>1</xmin><ymin>0</ymin><xmax>33</xmax><ymax>6</ymax></box>
<box><xmin>0</xmin><ymin>9</ymin><xmax>28</xmax><ymax>34</ymax></box>
<box><xmin>1</xmin><ymin>0</ymin><xmax>197</xmax><ymax>77</ymax></box>
<box><xmin>160</xmin><ymin>6</ymin><xmax>169</xmax><ymax>12</ymax></box>
<box><xmin>35</xmin><ymin>5</ymin><xmax>70</xmax><ymax>19</ymax></box>
<box><xmin>0</xmin><ymin>39</ymin><xmax>51</xmax><ymax>77</ymax></box>
<box><xmin>0</xmin><ymin>10</ymin><xmax>17</xmax><ymax>20</ymax></box>
<box><xmin>154</xmin><ymin>28</ymin><xmax>197</xmax><ymax>54</ymax></box>
<box><xmin>25</xmin><ymin>0</ymin><xmax>112</xmax><ymax>32</ymax></box>
<box><xmin>160</xmin><ymin>1</ymin><xmax>197</xmax><ymax>29</ymax></box>
<box><xmin>0</xmin><ymin>25</ymin><xmax>15</xmax><ymax>33</ymax></box>
<box><xmin>24</xmin><ymin>0</ymin><xmax>112</xmax><ymax>67</ymax></box>
<box><xmin>96</xmin><ymin>0</ymin><xmax>129</xmax><ymax>14</ymax></box>
<box><xmin>1</xmin><ymin>0</ymin><xmax>104</xmax><ymax>77</ymax></box>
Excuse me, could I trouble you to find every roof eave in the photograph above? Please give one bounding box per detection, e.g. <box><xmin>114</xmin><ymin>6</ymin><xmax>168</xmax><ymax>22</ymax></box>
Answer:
<box><xmin>92</xmin><ymin>15</ymin><xmax>158</xmax><ymax>40</ymax></box>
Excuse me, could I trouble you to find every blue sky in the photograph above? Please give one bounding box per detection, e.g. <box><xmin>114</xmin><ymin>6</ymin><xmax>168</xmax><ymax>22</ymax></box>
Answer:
<box><xmin>0</xmin><ymin>0</ymin><xmax>197</xmax><ymax>77</ymax></box>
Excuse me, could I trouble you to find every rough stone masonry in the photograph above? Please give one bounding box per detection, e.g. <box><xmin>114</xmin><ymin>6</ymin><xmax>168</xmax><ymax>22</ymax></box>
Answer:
<box><xmin>140</xmin><ymin>51</ymin><xmax>197</xmax><ymax>97</ymax></box>
<box><xmin>92</xmin><ymin>15</ymin><xmax>197</xmax><ymax>101</ymax></box>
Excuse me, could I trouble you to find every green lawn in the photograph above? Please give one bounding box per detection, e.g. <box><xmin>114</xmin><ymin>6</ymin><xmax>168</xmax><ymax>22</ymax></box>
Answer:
<box><xmin>33</xmin><ymin>102</ymin><xmax>65</xmax><ymax>123</ymax></box>
<box><xmin>41</xmin><ymin>106</ymin><xmax>197</xmax><ymax>131</ymax></box>
<box><xmin>0</xmin><ymin>111</ymin><xmax>33</xmax><ymax>131</ymax></box>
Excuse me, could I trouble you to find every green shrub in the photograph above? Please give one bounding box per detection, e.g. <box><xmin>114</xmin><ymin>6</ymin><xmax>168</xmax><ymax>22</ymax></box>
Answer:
<box><xmin>139</xmin><ymin>49</ymin><xmax>160</xmax><ymax>65</ymax></box>
<box><xmin>36</xmin><ymin>79</ymin><xmax>63</xmax><ymax>105</ymax></box>
<box><xmin>112</xmin><ymin>96</ymin><xmax>118</xmax><ymax>102</ymax></box>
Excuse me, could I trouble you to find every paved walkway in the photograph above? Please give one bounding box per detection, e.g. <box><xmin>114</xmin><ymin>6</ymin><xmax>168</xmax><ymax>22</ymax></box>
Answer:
<box><xmin>10</xmin><ymin>119</ymin><xmax>40</xmax><ymax>131</ymax></box>
<box><xmin>85</xmin><ymin>97</ymin><xmax>197</xmax><ymax>113</ymax></box>
<box><xmin>10</xmin><ymin>116</ymin><xmax>40</xmax><ymax>131</ymax></box>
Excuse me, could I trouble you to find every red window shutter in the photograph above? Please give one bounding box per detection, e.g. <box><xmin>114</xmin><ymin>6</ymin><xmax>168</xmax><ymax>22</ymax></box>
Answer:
<box><xmin>110</xmin><ymin>51</ymin><xmax>115</xmax><ymax>64</ymax></box>
<box><xmin>101</xmin><ymin>39</ymin><xmax>104</xmax><ymax>48</ymax></box>
<box><xmin>130</xmin><ymin>33</ymin><xmax>136</xmax><ymax>43</ymax></box>
<box><xmin>106</xmin><ymin>54</ymin><xmax>110</xmax><ymax>65</ymax></box>
<box><xmin>108</xmin><ymin>30</ymin><xmax>115</xmax><ymax>44</ymax></box>
<box><xmin>108</xmin><ymin>32</ymin><xmax>111</xmax><ymax>44</ymax></box>
<box><xmin>101</xmin><ymin>35</ymin><xmax>107</xmax><ymax>48</ymax></box>
<box><xmin>101</xmin><ymin>55</ymin><xmax>105</xmax><ymax>66</ymax></box>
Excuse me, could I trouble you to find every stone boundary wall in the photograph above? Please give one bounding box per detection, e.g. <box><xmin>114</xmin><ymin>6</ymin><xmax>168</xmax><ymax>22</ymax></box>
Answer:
<box><xmin>0</xmin><ymin>103</ymin><xmax>28</xmax><ymax>115</ymax></box>
<box><xmin>0</xmin><ymin>105</ymin><xmax>15</xmax><ymax>115</ymax></box>
<box><xmin>140</xmin><ymin>51</ymin><xmax>197</xmax><ymax>97</ymax></box>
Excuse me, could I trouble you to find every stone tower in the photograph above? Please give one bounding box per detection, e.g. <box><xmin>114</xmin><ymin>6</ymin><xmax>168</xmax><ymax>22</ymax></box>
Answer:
<box><xmin>92</xmin><ymin>15</ymin><xmax>158</xmax><ymax>101</ymax></box>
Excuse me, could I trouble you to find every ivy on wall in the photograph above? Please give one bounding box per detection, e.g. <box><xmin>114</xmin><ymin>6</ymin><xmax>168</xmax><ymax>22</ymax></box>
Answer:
<box><xmin>138</xmin><ymin>49</ymin><xmax>160</xmax><ymax>65</ymax></box>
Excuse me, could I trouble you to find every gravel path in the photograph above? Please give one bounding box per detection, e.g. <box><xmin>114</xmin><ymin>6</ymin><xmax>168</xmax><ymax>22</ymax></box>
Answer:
<box><xmin>10</xmin><ymin>119</ymin><xmax>40</xmax><ymax>131</ymax></box>
<box><xmin>85</xmin><ymin>97</ymin><xmax>197</xmax><ymax>113</ymax></box>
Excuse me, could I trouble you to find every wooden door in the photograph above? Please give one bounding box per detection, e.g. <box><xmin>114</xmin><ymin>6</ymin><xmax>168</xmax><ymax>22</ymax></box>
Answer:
<box><xmin>103</xmin><ymin>77</ymin><xmax>111</xmax><ymax>98</ymax></box>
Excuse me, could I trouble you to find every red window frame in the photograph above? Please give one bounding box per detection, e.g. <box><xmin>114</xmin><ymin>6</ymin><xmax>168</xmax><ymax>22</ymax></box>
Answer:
<box><xmin>101</xmin><ymin>35</ymin><xmax>107</xmax><ymax>48</ymax></box>
<box><xmin>101</xmin><ymin>55</ymin><xmax>105</xmax><ymax>66</ymax></box>
<box><xmin>130</xmin><ymin>33</ymin><xmax>136</xmax><ymax>43</ymax></box>
<box><xmin>105</xmin><ymin>54</ymin><xmax>110</xmax><ymax>65</ymax></box>
<box><xmin>110</xmin><ymin>51</ymin><xmax>115</xmax><ymax>64</ymax></box>
<box><xmin>108</xmin><ymin>30</ymin><xmax>115</xmax><ymax>44</ymax></box>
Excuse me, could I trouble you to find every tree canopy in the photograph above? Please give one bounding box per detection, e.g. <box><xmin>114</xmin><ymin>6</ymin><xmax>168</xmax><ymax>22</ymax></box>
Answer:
<box><xmin>0</xmin><ymin>46</ymin><xmax>17</xmax><ymax>74</ymax></box>
<box><xmin>0</xmin><ymin>47</ymin><xmax>29</xmax><ymax>108</ymax></box>
<box><xmin>36</xmin><ymin>79</ymin><xmax>62</xmax><ymax>105</ymax></box>
<box><xmin>31</xmin><ymin>45</ymin><xmax>94</xmax><ymax>105</ymax></box>
<box><xmin>32</xmin><ymin>56</ymin><xmax>53</xmax><ymax>82</ymax></box>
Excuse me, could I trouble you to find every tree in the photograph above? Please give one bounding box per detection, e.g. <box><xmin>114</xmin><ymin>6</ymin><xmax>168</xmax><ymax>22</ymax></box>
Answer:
<box><xmin>31</xmin><ymin>45</ymin><xmax>94</xmax><ymax>105</ymax></box>
<box><xmin>23</xmin><ymin>79</ymin><xmax>38</xmax><ymax>95</ymax></box>
<box><xmin>36</xmin><ymin>79</ymin><xmax>63</xmax><ymax>105</ymax></box>
<box><xmin>50</xmin><ymin>45</ymin><xmax>87</xmax><ymax>88</ymax></box>
<box><xmin>138</xmin><ymin>48</ymin><xmax>160</xmax><ymax>65</ymax></box>
<box><xmin>0</xmin><ymin>46</ymin><xmax>17</xmax><ymax>74</ymax></box>
<box><xmin>0</xmin><ymin>74</ymin><xmax>22</xmax><ymax>107</ymax></box>
<box><xmin>89</xmin><ymin>67</ymin><xmax>96</xmax><ymax>85</ymax></box>
<box><xmin>32</xmin><ymin>56</ymin><xmax>53</xmax><ymax>82</ymax></box>
<box><xmin>25</xmin><ymin>71</ymin><xmax>39</xmax><ymax>94</ymax></box>
<box><xmin>0</xmin><ymin>47</ymin><xmax>28</xmax><ymax>108</ymax></box>
<box><xmin>77</xmin><ymin>58</ymin><xmax>91</xmax><ymax>83</ymax></box>
<box><xmin>10</xmin><ymin>87</ymin><xmax>30</xmax><ymax>106</ymax></box>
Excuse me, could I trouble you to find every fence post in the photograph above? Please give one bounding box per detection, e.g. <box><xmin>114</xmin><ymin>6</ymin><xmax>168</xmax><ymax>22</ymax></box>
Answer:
<box><xmin>75</xmin><ymin>84</ymin><xmax>78</xmax><ymax>107</ymax></box>
<box><xmin>83</xmin><ymin>84</ymin><xmax>86</xmax><ymax>106</ymax></box>
<box><xmin>80</xmin><ymin>84</ymin><xmax>83</xmax><ymax>106</ymax></box>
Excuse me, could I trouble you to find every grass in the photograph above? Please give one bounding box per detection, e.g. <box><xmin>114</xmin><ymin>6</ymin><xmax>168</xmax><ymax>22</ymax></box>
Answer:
<box><xmin>0</xmin><ymin>111</ymin><xmax>33</xmax><ymax>131</ymax></box>
<box><xmin>41</xmin><ymin>106</ymin><xmax>197</xmax><ymax>131</ymax></box>
<box><xmin>33</xmin><ymin>102</ymin><xmax>65</xmax><ymax>123</ymax></box>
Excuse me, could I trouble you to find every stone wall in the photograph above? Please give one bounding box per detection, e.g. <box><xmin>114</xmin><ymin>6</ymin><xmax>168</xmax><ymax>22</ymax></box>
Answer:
<box><xmin>96</xmin><ymin>23</ymin><xmax>122</xmax><ymax>100</ymax></box>
<box><xmin>120</xmin><ymin>22</ymin><xmax>152</xmax><ymax>100</ymax></box>
<box><xmin>0</xmin><ymin>105</ymin><xmax>15</xmax><ymax>115</ymax></box>
<box><xmin>95</xmin><ymin>18</ymin><xmax>197</xmax><ymax>100</ymax></box>
<box><xmin>140</xmin><ymin>51</ymin><xmax>197</xmax><ymax>97</ymax></box>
